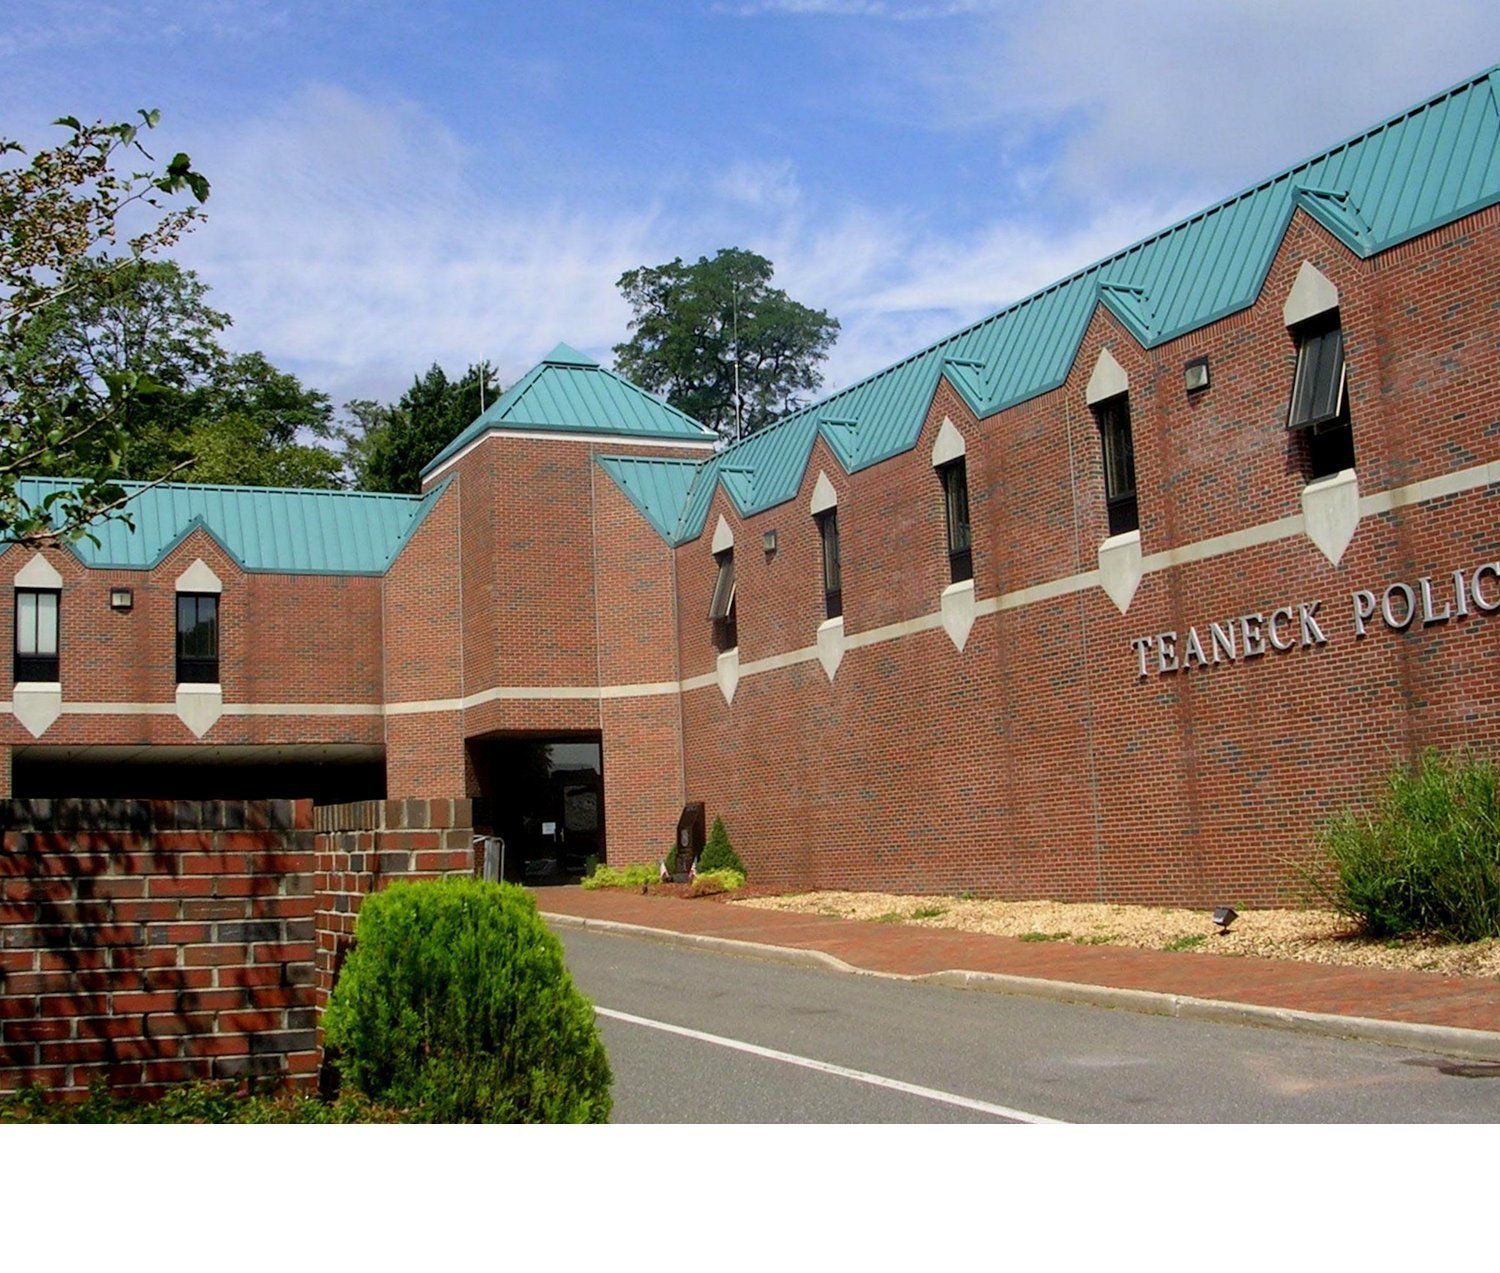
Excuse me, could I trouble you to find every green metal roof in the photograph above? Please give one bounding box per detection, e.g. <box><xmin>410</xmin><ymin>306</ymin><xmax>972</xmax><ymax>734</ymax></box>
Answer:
<box><xmin>602</xmin><ymin>64</ymin><xmax>1500</xmax><ymax>545</ymax></box>
<box><xmin>421</xmin><ymin>342</ymin><xmax>715</xmax><ymax>476</ymax></box>
<box><xmin>11</xmin><ymin>477</ymin><xmax>446</xmax><ymax>575</ymax></box>
<box><xmin>594</xmin><ymin>455</ymin><xmax>703</xmax><ymax>541</ymax></box>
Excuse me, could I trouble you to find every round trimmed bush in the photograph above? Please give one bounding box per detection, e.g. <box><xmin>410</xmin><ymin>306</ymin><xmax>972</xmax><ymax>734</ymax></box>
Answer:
<box><xmin>323</xmin><ymin>878</ymin><xmax>611</xmax><ymax>1123</ymax></box>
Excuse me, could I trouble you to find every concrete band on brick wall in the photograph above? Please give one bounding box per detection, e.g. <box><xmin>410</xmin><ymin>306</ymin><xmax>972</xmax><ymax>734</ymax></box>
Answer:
<box><xmin>6</xmin><ymin>456</ymin><xmax>1494</xmax><ymax>723</ymax></box>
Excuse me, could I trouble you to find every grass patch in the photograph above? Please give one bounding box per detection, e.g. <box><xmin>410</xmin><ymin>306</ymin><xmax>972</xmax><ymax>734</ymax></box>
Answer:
<box><xmin>1164</xmin><ymin>934</ymin><xmax>1207</xmax><ymax>952</ymax></box>
<box><xmin>910</xmin><ymin>905</ymin><xmax>948</xmax><ymax>920</ymax></box>
<box><xmin>0</xmin><ymin>1082</ymin><xmax>405</xmax><ymax>1124</ymax></box>
<box><xmin>1018</xmin><ymin>931</ymin><xmax>1071</xmax><ymax>943</ymax></box>
<box><xmin>1312</xmin><ymin>748</ymin><xmax>1500</xmax><ymax>941</ymax></box>
<box><xmin>580</xmin><ymin>863</ymin><xmax>659</xmax><ymax>890</ymax></box>
<box><xmin>1075</xmin><ymin>933</ymin><xmax>1119</xmax><ymax>946</ymax></box>
<box><xmin>872</xmin><ymin>911</ymin><xmax>904</xmax><ymax>924</ymax></box>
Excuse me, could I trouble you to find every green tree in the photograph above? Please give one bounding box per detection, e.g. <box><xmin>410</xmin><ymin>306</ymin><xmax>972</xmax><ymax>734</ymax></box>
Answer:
<box><xmin>12</xmin><ymin>257</ymin><xmax>341</xmax><ymax>489</ymax></box>
<box><xmin>0</xmin><ymin>110</ymin><xmax>209</xmax><ymax>545</ymax></box>
<box><xmin>343</xmin><ymin>360</ymin><xmax>499</xmax><ymax>493</ymax></box>
<box><xmin>613</xmin><ymin>247</ymin><xmax>839</xmax><ymax>440</ymax></box>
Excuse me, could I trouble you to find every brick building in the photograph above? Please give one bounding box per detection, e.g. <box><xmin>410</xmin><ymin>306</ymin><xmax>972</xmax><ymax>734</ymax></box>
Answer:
<box><xmin>4</xmin><ymin>69</ymin><xmax>1498</xmax><ymax>906</ymax></box>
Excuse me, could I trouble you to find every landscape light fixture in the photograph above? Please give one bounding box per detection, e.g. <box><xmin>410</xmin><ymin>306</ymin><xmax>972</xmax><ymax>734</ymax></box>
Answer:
<box><xmin>1212</xmin><ymin>905</ymin><xmax>1237</xmax><ymax>933</ymax></box>
<box><xmin>109</xmin><ymin>587</ymin><xmax>134</xmax><ymax>611</ymax></box>
<box><xmin>1184</xmin><ymin>355</ymin><xmax>1210</xmax><ymax>394</ymax></box>
<box><xmin>762</xmin><ymin>529</ymin><xmax>778</xmax><ymax>555</ymax></box>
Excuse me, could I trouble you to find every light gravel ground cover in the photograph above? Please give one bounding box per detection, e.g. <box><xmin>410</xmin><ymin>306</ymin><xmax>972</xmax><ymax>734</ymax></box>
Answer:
<box><xmin>734</xmin><ymin>891</ymin><xmax>1500</xmax><ymax>979</ymax></box>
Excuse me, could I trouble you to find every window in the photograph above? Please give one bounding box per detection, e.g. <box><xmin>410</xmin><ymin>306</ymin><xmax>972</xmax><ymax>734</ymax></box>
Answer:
<box><xmin>708</xmin><ymin>550</ymin><xmax>737</xmax><ymax>652</ymax></box>
<box><xmin>1095</xmin><ymin>393</ymin><xmax>1138</xmax><ymax>536</ymax></box>
<box><xmin>14</xmin><ymin>589</ymin><xmax>59</xmax><ymax>682</ymax></box>
<box><xmin>939</xmin><ymin>458</ymin><xmax>972</xmax><ymax>583</ymax></box>
<box><xmin>176</xmin><ymin>593</ymin><xmax>219</xmax><ymax>684</ymax></box>
<box><xmin>1288</xmin><ymin>313</ymin><xmax>1354</xmax><ymax>479</ymax></box>
<box><xmin>817</xmin><ymin>509</ymin><xmax>842</xmax><ymax>620</ymax></box>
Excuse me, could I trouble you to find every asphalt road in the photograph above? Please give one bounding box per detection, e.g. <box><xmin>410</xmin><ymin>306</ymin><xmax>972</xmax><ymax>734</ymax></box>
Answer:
<box><xmin>552</xmin><ymin>925</ymin><xmax>1500</xmax><ymax>1123</ymax></box>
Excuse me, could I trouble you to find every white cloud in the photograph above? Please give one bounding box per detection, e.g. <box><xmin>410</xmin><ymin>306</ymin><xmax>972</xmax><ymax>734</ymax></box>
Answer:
<box><xmin>178</xmin><ymin>83</ymin><xmax>1154</xmax><ymax>407</ymax></box>
<box><xmin>903</xmin><ymin>0</ymin><xmax>1500</xmax><ymax>196</ymax></box>
<box><xmin>720</xmin><ymin>1</ymin><xmax>986</xmax><ymax>17</ymax></box>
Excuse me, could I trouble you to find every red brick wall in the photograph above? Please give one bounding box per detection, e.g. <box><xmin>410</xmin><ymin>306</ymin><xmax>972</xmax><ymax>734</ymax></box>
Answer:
<box><xmin>0</xmin><ymin>799</ymin><xmax>318</xmax><ymax>1097</ymax></box>
<box><xmin>310</xmin><ymin>798</ymin><xmax>475</xmax><ymax>1025</ymax></box>
<box><xmin>669</xmin><ymin>207</ymin><xmax>1500</xmax><ymax>905</ymax></box>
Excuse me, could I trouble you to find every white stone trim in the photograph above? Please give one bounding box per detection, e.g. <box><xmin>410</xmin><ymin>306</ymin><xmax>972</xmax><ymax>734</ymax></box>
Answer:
<box><xmin>4</xmin><ymin>460</ymin><xmax>1494</xmax><ymax>724</ymax></box>
<box><xmin>175</xmin><ymin>683</ymin><xmax>223</xmax><ymax>738</ymax></box>
<box><xmin>175</xmin><ymin>558</ymin><xmax>222</xmax><ymax>594</ymax></box>
<box><xmin>423</xmin><ymin>427</ymin><xmax>716</xmax><ymax>483</ymax></box>
<box><xmin>1097</xmin><ymin>530</ymin><xmax>1143</xmax><ymax>614</ymax></box>
<box><xmin>930</xmin><ymin>417</ymin><xmax>966</xmax><ymax>468</ymax></box>
<box><xmin>810</xmin><ymin>471</ymin><xmax>838</xmax><ymax>516</ymax></box>
<box><xmin>716</xmin><ymin>647</ymin><xmax>740</xmax><ymax>704</ymax></box>
<box><xmin>12</xmin><ymin>683</ymin><xmax>62</xmax><ymax>737</ymax></box>
<box><xmin>1283</xmin><ymin>261</ymin><xmax>1339</xmax><ymax>328</ymax></box>
<box><xmin>14</xmin><ymin>554</ymin><xmax>63</xmax><ymax>590</ymax></box>
<box><xmin>711</xmin><ymin>514</ymin><xmax>735</xmax><ymax>554</ymax></box>
<box><xmin>1301</xmin><ymin>468</ymin><xmax>1361</xmax><ymax>565</ymax></box>
<box><xmin>1085</xmin><ymin>348</ymin><xmax>1129</xmax><ymax>406</ymax></box>
<box><xmin>816</xmin><ymin>616</ymin><xmax>845</xmax><ymax>681</ymax></box>
<box><xmin>940</xmin><ymin>579</ymin><xmax>976</xmax><ymax>651</ymax></box>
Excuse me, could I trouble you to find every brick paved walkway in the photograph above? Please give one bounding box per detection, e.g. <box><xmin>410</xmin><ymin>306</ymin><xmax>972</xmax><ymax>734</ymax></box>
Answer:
<box><xmin>538</xmin><ymin>886</ymin><xmax>1500</xmax><ymax>1035</ymax></box>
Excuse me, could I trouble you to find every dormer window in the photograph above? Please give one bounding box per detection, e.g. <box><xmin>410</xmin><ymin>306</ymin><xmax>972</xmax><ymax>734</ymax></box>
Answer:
<box><xmin>816</xmin><ymin>509</ymin><xmax>842</xmax><ymax>620</ymax></box>
<box><xmin>14</xmin><ymin>589</ymin><xmax>59</xmax><ymax>683</ymax></box>
<box><xmin>939</xmin><ymin>459</ymin><xmax>972</xmax><ymax>584</ymax></box>
<box><xmin>1094</xmin><ymin>393</ymin><xmax>1138</xmax><ymax>537</ymax></box>
<box><xmin>1288</xmin><ymin>313</ymin><xmax>1354</xmax><ymax>479</ymax></box>
<box><xmin>709</xmin><ymin>549</ymin><xmax>737</xmax><ymax>652</ymax></box>
<box><xmin>176</xmin><ymin>593</ymin><xmax>220</xmax><ymax>684</ymax></box>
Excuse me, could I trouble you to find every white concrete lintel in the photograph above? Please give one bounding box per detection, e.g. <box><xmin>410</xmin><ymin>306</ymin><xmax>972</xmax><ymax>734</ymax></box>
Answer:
<box><xmin>14</xmin><ymin>553</ymin><xmax>63</xmax><ymax>590</ymax></box>
<box><xmin>1283</xmin><ymin>261</ymin><xmax>1339</xmax><ymax>328</ymax></box>
<box><xmin>930</xmin><ymin>417</ymin><xmax>966</xmax><ymax>468</ymax></box>
<box><xmin>809</xmin><ymin>471</ymin><xmax>838</xmax><ymax>516</ymax></box>
<box><xmin>176</xmin><ymin>558</ymin><xmax>222</xmax><ymax>594</ymax></box>
<box><xmin>1085</xmin><ymin>348</ymin><xmax>1129</xmax><ymax>406</ymax></box>
<box><xmin>711</xmin><ymin>515</ymin><xmax>734</xmax><ymax>555</ymax></box>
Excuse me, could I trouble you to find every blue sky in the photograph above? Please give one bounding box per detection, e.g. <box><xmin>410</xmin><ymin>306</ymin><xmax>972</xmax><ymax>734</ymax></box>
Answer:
<box><xmin>4</xmin><ymin>1</ymin><xmax>1498</xmax><ymax>409</ymax></box>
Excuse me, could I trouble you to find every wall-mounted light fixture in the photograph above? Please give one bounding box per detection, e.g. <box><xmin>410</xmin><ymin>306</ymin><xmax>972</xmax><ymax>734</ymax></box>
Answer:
<box><xmin>109</xmin><ymin>587</ymin><xmax>134</xmax><ymax>611</ymax></box>
<box><xmin>762</xmin><ymin>530</ymin><xmax>778</xmax><ymax>556</ymax></box>
<box><xmin>1184</xmin><ymin>355</ymin><xmax>1210</xmax><ymax>394</ymax></box>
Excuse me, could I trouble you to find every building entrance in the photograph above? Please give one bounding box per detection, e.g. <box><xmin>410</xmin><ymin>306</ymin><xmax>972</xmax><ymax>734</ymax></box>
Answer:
<box><xmin>466</xmin><ymin>733</ymin><xmax>604</xmax><ymax>883</ymax></box>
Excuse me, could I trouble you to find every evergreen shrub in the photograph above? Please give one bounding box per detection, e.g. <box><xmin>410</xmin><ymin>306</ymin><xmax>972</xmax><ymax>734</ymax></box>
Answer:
<box><xmin>698</xmin><ymin>816</ymin><xmax>745</xmax><ymax>876</ymax></box>
<box><xmin>323</xmin><ymin>878</ymin><xmax>611</xmax><ymax>1122</ymax></box>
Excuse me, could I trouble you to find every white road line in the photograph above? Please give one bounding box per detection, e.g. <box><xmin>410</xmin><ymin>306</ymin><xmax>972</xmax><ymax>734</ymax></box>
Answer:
<box><xmin>595</xmin><ymin>1005</ymin><xmax>1065</xmax><ymax>1124</ymax></box>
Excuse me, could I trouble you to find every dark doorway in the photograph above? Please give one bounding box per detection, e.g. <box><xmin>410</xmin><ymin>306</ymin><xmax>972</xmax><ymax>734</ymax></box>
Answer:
<box><xmin>467</xmin><ymin>733</ymin><xmax>603</xmax><ymax>883</ymax></box>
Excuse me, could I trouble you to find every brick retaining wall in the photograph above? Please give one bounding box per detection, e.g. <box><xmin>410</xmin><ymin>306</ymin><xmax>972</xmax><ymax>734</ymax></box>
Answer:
<box><xmin>0</xmin><ymin>799</ymin><xmax>318</xmax><ymax>1097</ymax></box>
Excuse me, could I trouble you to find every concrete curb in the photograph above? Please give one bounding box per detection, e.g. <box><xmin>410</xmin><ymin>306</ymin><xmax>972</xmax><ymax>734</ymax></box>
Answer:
<box><xmin>542</xmin><ymin>911</ymin><xmax>1500</xmax><ymax>1064</ymax></box>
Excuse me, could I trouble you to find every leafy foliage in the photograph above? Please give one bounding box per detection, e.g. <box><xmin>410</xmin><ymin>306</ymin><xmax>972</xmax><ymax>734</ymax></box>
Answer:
<box><xmin>11</xmin><ymin>257</ymin><xmax>341</xmax><ymax>488</ymax></box>
<box><xmin>687</xmin><ymin>867</ymin><xmax>745</xmax><ymax>897</ymax></box>
<box><xmin>699</xmin><ymin>815</ymin><xmax>746</xmax><ymax>876</ymax></box>
<box><xmin>580</xmin><ymin>862</ymin><xmax>660</xmax><ymax>891</ymax></box>
<box><xmin>341</xmin><ymin>360</ymin><xmax>498</xmax><ymax>493</ymax></box>
<box><xmin>323</xmin><ymin>878</ymin><xmax>611</xmax><ymax>1123</ymax></box>
<box><xmin>0</xmin><ymin>1081</ymin><xmax>403</xmax><ymax>1124</ymax></box>
<box><xmin>1313</xmin><ymin>749</ymin><xmax>1500</xmax><ymax>941</ymax></box>
<box><xmin>613</xmin><ymin>247</ymin><xmax>838</xmax><ymax>440</ymax></box>
<box><xmin>1</xmin><ymin>111</ymin><xmax>208</xmax><ymax>544</ymax></box>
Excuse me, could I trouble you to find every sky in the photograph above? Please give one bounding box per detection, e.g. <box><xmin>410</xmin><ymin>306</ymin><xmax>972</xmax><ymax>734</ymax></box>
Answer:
<box><xmin>3</xmin><ymin>0</ymin><xmax>1498</xmax><ymax>411</ymax></box>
